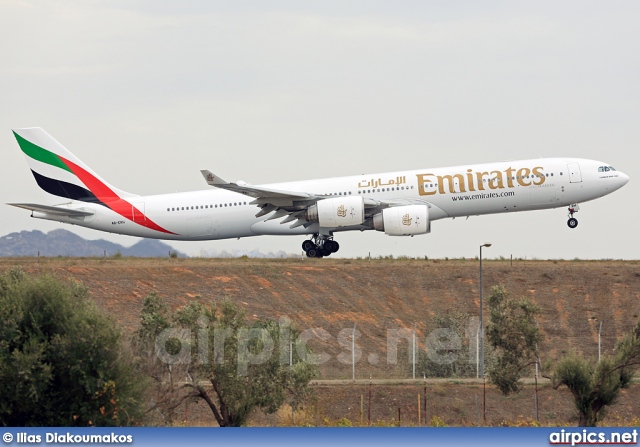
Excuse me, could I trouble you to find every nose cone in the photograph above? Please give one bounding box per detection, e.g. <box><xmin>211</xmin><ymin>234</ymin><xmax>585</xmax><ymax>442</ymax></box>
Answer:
<box><xmin>618</xmin><ymin>171</ymin><xmax>630</xmax><ymax>187</ymax></box>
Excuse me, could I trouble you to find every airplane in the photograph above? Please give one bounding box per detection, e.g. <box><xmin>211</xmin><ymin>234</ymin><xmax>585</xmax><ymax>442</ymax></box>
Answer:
<box><xmin>9</xmin><ymin>127</ymin><xmax>629</xmax><ymax>258</ymax></box>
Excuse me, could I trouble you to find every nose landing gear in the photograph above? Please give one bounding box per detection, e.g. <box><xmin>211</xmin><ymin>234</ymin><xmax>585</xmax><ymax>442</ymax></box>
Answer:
<box><xmin>302</xmin><ymin>234</ymin><xmax>340</xmax><ymax>258</ymax></box>
<box><xmin>567</xmin><ymin>204</ymin><xmax>579</xmax><ymax>229</ymax></box>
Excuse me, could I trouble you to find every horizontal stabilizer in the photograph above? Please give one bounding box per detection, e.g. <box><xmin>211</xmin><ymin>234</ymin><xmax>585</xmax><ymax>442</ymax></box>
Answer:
<box><xmin>8</xmin><ymin>203</ymin><xmax>94</xmax><ymax>217</ymax></box>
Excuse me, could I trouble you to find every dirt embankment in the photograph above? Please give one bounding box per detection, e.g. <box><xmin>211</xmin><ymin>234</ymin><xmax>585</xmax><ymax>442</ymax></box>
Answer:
<box><xmin>2</xmin><ymin>257</ymin><xmax>639</xmax><ymax>425</ymax></box>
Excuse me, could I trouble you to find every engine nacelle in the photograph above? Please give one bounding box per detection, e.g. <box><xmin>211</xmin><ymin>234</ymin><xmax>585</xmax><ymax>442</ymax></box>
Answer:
<box><xmin>306</xmin><ymin>196</ymin><xmax>365</xmax><ymax>228</ymax></box>
<box><xmin>373</xmin><ymin>205</ymin><xmax>430</xmax><ymax>236</ymax></box>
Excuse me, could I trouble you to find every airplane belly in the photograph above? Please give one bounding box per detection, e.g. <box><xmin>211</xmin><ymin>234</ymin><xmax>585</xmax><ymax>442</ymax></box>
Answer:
<box><xmin>250</xmin><ymin>219</ymin><xmax>315</xmax><ymax>236</ymax></box>
<box><xmin>186</xmin><ymin>215</ymin><xmax>215</xmax><ymax>237</ymax></box>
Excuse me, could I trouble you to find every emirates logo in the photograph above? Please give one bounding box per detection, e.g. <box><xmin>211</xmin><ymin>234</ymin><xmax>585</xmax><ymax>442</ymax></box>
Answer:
<box><xmin>402</xmin><ymin>213</ymin><xmax>412</xmax><ymax>226</ymax></box>
<box><xmin>337</xmin><ymin>205</ymin><xmax>347</xmax><ymax>218</ymax></box>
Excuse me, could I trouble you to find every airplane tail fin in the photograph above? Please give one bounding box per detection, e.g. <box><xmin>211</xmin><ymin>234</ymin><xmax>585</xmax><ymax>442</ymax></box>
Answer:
<box><xmin>12</xmin><ymin>127</ymin><xmax>138</xmax><ymax>204</ymax></box>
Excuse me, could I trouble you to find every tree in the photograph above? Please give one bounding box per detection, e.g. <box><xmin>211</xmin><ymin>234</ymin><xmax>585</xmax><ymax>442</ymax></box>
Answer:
<box><xmin>136</xmin><ymin>295</ymin><xmax>318</xmax><ymax>426</ymax></box>
<box><xmin>414</xmin><ymin>309</ymin><xmax>477</xmax><ymax>378</ymax></box>
<box><xmin>550</xmin><ymin>321</ymin><xmax>640</xmax><ymax>426</ymax></box>
<box><xmin>485</xmin><ymin>285</ymin><xmax>541</xmax><ymax>395</ymax></box>
<box><xmin>0</xmin><ymin>268</ymin><xmax>146</xmax><ymax>426</ymax></box>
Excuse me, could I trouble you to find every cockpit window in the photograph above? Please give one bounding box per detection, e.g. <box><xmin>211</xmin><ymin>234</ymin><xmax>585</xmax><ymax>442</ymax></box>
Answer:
<box><xmin>609</xmin><ymin>166</ymin><xmax>616</xmax><ymax>171</ymax></box>
<box><xmin>599</xmin><ymin>166</ymin><xmax>617</xmax><ymax>172</ymax></box>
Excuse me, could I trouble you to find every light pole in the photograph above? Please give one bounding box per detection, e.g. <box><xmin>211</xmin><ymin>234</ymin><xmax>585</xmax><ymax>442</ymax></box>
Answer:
<box><xmin>479</xmin><ymin>243</ymin><xmax>492</xmax><ymax>378</ymax></box>
<box><xmin>599</xmin><ymin>320</ymin><xmax>603</xmax><ymax>363</ymax></box>
<box><xmin>589</xmin><ymin>317</ymin><xmax>603</xmax><ymax>363</ymax></box>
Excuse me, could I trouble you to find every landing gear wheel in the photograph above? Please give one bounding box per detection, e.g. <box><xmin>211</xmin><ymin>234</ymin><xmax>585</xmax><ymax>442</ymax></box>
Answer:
<box><xmin>567</xmin><ymin>218</ymin><xmax>578</xmax><ymax>229</ymax></box>
<box><xmin>306</xmin><ymin>247</ymin><xmax>319</xmax><ymax>258</ymax></box>
<box><xmin>324</xmin><ymin>240</ymin><xmax>337</xmax><ymax>253</ymax></box>
<box><xmin>303</xmin><ymin>234</ymin><xmax>339</xmax><ymax>258</ymax></box>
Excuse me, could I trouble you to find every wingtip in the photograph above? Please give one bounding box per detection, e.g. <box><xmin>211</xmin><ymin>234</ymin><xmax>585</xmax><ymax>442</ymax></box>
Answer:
<box><xmin>200</xmin><ymin>170</ymin><xmax>228</xmax><ymax>186</ymax></box>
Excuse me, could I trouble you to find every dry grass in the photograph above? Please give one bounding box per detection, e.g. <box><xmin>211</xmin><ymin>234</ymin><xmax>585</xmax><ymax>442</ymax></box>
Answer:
<box><xmin>2</xmin><ymin>257</ymin><xmax>640</xmax><ymax>426</ymax></box>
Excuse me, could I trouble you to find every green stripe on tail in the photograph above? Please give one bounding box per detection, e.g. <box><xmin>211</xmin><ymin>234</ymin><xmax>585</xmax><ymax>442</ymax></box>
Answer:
<box><xmin>13</xmin><ymin>131</ymin><xmax>72</xmax><ymax>173</ymax></box>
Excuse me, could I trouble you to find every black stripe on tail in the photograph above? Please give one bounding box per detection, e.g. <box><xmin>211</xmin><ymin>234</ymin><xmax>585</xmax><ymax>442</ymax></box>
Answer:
<box><xmin>31</xmin><ymin>170</ymin><xmax>104</xmax><ymax>205</ymax></box>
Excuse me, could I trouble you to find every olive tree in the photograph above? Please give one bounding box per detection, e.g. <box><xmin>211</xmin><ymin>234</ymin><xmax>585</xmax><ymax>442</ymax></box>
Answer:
<box><xmin>485</xmin><ymin>285</ymin><xmax>541</xmax><ymax>395</ymax></box>
<box><xmin>550</xmin><ymin>321</ymin><xmax>640</xmax><ymax>426</ymax></box>
<box><xmin>0</xmin><ymin>268</ymin><xmax>146</xmax><ymax>426</ymax></box>
<box><xmin>414</xmin><ymin>309</ymin><xmax>477</xmax><ymax>378</ymax></box>
<box><xmin>136</xmin><ymin>295</ymin><xmax>317</xmax><ymax>426</ymax></box>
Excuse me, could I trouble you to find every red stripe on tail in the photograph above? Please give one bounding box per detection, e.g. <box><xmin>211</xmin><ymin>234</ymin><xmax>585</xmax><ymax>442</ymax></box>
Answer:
<box><xmin>59</xmin><ymin>156</ymin><xmax>177</xmax><ymax>235</ymax></box>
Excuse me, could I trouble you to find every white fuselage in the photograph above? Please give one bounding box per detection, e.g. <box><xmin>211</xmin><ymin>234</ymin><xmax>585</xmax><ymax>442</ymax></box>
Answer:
<box><xmin>41</xmin><ymin>158</ymin><xmax>628</xmax><ymax>241</ymax></box>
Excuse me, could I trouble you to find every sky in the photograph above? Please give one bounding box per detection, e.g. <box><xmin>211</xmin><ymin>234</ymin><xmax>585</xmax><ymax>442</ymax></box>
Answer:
<box><xmin>1</xmin><ymin>1</ymin><xmax>638</xmax><ymax>260</ymax></box>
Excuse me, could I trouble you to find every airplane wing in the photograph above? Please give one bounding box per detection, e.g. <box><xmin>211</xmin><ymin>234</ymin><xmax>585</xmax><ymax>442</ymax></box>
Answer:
<box><xmin>201</xmin><ymin>170</ymin><xmax>394</xmax><ymax>229</ymax></box>
<box><xmin>8</xmin><ymin>203</ymin><xmax>95</xmax><ymax>217</ymax></box>
<box><xmin>200</xmin><ymin>170</ymin><xmax>314</xmax><ymax>201</ymax></box>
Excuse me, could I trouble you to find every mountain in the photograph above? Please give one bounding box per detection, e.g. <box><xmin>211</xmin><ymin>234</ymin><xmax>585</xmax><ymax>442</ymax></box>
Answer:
<box><xmin>0</xmin><ymin>229</ymin><xmax>187</xmax><ymax>258</ymax></box>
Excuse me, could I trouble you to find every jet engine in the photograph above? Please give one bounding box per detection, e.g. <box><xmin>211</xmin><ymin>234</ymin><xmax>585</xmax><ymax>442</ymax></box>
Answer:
<box><xmin>373</xmin><ymin>205</ymin><xmax>429</xmax><ymax>236</ymax></box>
<box><xmin>306</xmin><ymin>196</ymin><xmax>365</xmax><ymax>227</ymax></box>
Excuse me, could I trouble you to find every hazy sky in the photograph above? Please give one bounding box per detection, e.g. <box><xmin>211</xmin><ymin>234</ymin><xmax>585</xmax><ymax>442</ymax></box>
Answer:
<box><xmin>1</xmin><ymin>1</ymin><xmax>638</xmax><ymax>259</ymax></box>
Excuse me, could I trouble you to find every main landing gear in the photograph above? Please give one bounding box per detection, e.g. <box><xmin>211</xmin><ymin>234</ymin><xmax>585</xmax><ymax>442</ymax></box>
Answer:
<box><xmin>567</xmin><ymin>204</ymin><xmax>579</xmax><ymax>229</ymax></box>
<box><xmin>302</xmin><ymin>234</ymin><xmax>340</xmax><ymax>258</ymax></box>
